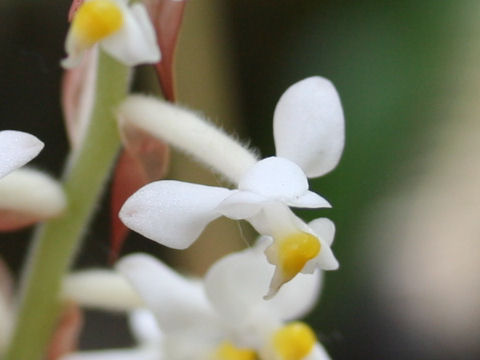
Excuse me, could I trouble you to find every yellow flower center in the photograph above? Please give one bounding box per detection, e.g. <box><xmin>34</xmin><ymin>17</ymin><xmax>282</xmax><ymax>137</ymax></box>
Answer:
<box><xmin>213</xmin><ymin>341</ymin><xmax>257</xmax><ymax>360</ymax></box>
<box><xmin>72</xmin><ymin>0</ymin><xmax>124</xmax><ymax>46</ymax></box>
<box><xmin>272</xmin><ymin>322</ymin><xmax>317</xmax><ymax>360</ymax></box>
<box><xmin>277</xmin><ymin>232</ymin><xmax>320</xmax><ymax>279</ymax></box>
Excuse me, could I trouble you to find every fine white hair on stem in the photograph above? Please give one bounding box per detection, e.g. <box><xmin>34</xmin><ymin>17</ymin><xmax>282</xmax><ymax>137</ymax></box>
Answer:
<box><xmin>117</xmin><ymin>95</ymin><xmax>259</xmax><ymax>184</ymax></box>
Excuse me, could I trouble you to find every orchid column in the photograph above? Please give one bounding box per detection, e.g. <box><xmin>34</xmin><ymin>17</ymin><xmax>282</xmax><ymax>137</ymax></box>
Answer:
<box><xmin>4</xmin><ymin>1</ymin><xmax>160</xmax><ymax>359</ymax></box>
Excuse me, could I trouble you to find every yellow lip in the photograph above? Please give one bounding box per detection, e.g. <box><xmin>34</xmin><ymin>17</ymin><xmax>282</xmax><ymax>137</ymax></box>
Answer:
<box><xmin>272</xmin><ymin>322</ymin><xmax>317</xmax><ymax>360</ymax></box>
<box><xmin>213</xmin><ymin>341</ymin><xmax>257</xmax><ymax>360</ymax></box>
<box><xmin>72</xmin><ymin>0</ymin><xmax>124</xmax><ymax>46</ymax></box>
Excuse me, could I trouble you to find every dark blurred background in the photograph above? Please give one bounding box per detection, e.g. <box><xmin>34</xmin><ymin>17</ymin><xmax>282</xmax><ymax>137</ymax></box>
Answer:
<box><xmin>2</xmin><ymin>1</ymin><xmax>480</xmax><ymax>359</ymax></box>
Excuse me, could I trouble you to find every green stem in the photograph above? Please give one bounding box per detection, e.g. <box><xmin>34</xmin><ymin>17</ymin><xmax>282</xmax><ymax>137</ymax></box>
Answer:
<box><xmin>4</xmin><ymin>51</ymin><xmax>130</xmax><ymax>360</ymax></box>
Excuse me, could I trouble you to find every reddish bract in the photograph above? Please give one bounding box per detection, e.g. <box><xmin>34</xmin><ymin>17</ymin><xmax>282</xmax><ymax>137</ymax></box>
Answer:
<box><xmin>146</xmin><ymin>0</ymin><xmax>186</xmax><ymax>101</ymax></box>
<box><xmin>110</xmin><ymin>0</ymin><xmax>186</xmax><ymax>258</ymax></box>
<box><xmin>68</xmin><ymin>0</ymin><xmax>85</xmax><ymax>22</ymax></box>
<box><xmin>110</xmin><ymin>127</ymin><xmax>170</xmax><ymax>261</ymax></box>
<box><xmin>47</xmin><ymin>302</ymin><xmax>84</xmax><ymax>360</ymax></box>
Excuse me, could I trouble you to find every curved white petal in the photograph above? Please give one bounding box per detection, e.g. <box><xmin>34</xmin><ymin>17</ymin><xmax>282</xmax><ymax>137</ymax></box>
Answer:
<box><xmin>238</xmin><ymin>157</ymin><xmax>309</xmax><ymax>201</ymax></box>
<box><xmin>304</xmin><ymin>343</ymin><xmax>332</xmax><ymax>360</ymax></box>
<box><xmin>119</xmin><ymin>180</ymin><xmax>230</xmax><ymax>249</ymax></box>
<box><xmin>248</xmin><ymin>202</ymin><xmax>307</xmax><ymax>239</ymax></box>
<box><xmin>306</xmin><ymin>242</ymin><xmax>339</xmax><ymax>272</ymax></box>
<box><xmin>204</xmin><ymin>248</ymin><xmax>273</xmax><ymax>325</ymax></box>
<box><xmin>205</xmin><ymin>243</ymin><xmax>321</xmax><ymax>322</ymax></box>
<box><xmin>269</xmin><ymin>270</ymin><xmax>322</xmax><ymax>321</ymax></box>
<box><xmin>102</xmin><ymin>3</ymin><xmax>160</xmax><ymax>66</ymax></box>
<box><xmin>117</xmin><ymin>253</ymin><xmax>219</xmax><ymax>335</ymax></box>
<box><xmin>129</xmin><ymin>309</ymin><xmax>163</xmax><ymax>345</ymax></box>
<box><xmin>216</xmin><ymin>190</ymin><xmax>266</xmax><ymax>220</ymax></box>
<box><xmin>60</xmin><ymin>347</ymin><xmax>161</xmax><ymax>360</ymax></box>
<box><xmin>308</xmin><ymin>218</ymin><xmax>336</xmax><ymax>246</ymax></box>
<box><xmin>61</xmin><ymin>29</ymin><xmax>88</xmax><ymax>69</ymax></box>
<box><xmin>301</xmin><ymin>218</ymin><xmax>339</xmax><ymax>273</ymax></box>
<box><xmin>286</xmin><ymin>191</ymin><xmax>331</xmax><ymax>209</ymax></box>
<box><xmin>0</xmin><ymin>130</ymin><xmax>43</xmax><ymax>178</ymax></box>
<box><xmin>273</xmin><ymin>77</ymin><xmax>344</xmax><ymax>178</ymax></box>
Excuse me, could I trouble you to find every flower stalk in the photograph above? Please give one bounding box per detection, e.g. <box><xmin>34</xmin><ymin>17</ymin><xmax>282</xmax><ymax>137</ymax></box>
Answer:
<box><xmin>4</xmin><ymin>51</ymin><xmax>130</xmax><ymax>360</ymax></box>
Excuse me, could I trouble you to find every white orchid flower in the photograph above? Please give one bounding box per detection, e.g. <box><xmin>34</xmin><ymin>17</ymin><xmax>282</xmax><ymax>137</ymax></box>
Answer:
<box><xmin>118</xmin><ymin>76</ymin><xmax>344</xmax><ymax>295</ymax></box>
<box><xmin>62</xmin><ymin>0</ymin><xmax>160</xmax><ymax>68</ymax></box>
<box><xmin>0</xmin><ymin>130</ymin><xmax>44</xmax><ymax>179</ymax></box>
<box><xmin>61</xmin><ymin>235</ymin><xmax>332</xmax><ymax>359</ymax></box>
<box><xmin>114</xmin><ymin>238</ymin><xmax>332</xmax><ymax>360</ymax></box>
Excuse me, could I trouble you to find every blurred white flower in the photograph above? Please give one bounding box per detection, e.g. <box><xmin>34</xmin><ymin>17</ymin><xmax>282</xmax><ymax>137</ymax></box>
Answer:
<box><xmin>62</xmin><ymin>0</ymin><xmax>160</xmax><ymax>68</ymax></box>
<box><xmin>61</xmin><ymin>237</ymin><xmax>332</xmax><ymax>359</ymax></box>
<box><xmin>0</xmin><ymin>130</ymin><xmax>43</xmax><ymax>179</ymax></box>
<box><xmin>119</xmin><ymin>77</ymin><xmax>344</xmax><ymax>295</ymax></box>
<box><xmin>115</xmin><ymin>239</ymin><xmax>331</xmax><ymax>360</ymax></box>
<box><xmin>0</xmin><ymin>168</ymin><xmax>66</xmax><ymax>231</ymax></box>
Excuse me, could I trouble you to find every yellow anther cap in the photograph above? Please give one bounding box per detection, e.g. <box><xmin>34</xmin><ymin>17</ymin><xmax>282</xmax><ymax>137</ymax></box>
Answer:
<box><xmin>214</xmin><ymin>341</ymin><xmax>257</xmax><ymax>360</ymax></box>
<box><xmin>277</xmin><ymin>232</ymin><xmax>320</xmax><ymax>278</ymax></box>
<box><xmin>272</xmin><ymin>322</ymin><xmax>317</xmax><ymax>360</ymax></box>
<box><xmin>72</xmin><ymin>0</ymin><xmax>124</xmax><ymax>46</ymax></box>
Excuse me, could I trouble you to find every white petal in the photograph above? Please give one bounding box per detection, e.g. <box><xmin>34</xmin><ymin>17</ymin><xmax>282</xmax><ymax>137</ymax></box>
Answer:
<box><xmin>205</xmin><ymin>246</ymin><xmax>322</xmax><ymax>345</ymax></box>
<box><xmin>205</xmin><ymin>248</ymin><xmax>273</xmax><ymax>325</ymax></box>
<box><xmin>62</xmin><ymin>270</ymin><xmax>143</xmax><ymax>312</ymax></box>
<box><xmin>287</xmin><ymin>191</ymin><xmax>331</xmax><ymax>209</ymax></box>
<box><xmin>61</xmin><ymin>29</ymin><xmax>87</xmax><ymax>69</ymax></box>
<box><xmin>248</xmin><ymin>202</ymin><xmax>308</xmax><ymax>238</ymax></box>
<box><xmin>0</xmin><ymin>130</ymin><xmax>43</xmax><ymax>178</ymax></box>
<box><xmin>308</xmin><ymin>218</ymin><xmax>336</xmax><ymax>246</ymax></box>
<box><xmin>307</xmin><ymin>243</ymin><xmax>339</xmax><ymax>272</ymax></box>
<box><xmin>102</xmin><ymin>3</ymin><xmax>160</xmax><ymax>66</ymax></box>
<box><xmin>129</xmin><ymin>309</ymin><xmax>163</xmax><ymax>345</ymax></box>
<box><xmin>302</xmin><ymin>218</ymin><xmax>339</xmax><ymax>273</ymax></box>
<box><xmin>216</xmin><ymin>190</ymin><xmax>266</xmax><ymax>220</ymax></box>
<box><xmin>0</xmin><ymin>168</ymin><xmax>66</xmax><ymax>218</ymax></box>
<box><xmin>273</xmin><ymin>77</ymin><xmax>345</xmax><ymax>178</ymax></box>
<box><xmin>119</xmin><ymin>180</ymin><xmax>230</xmax><ymax>249</ymax></box>
<box><xmin>117</xmin><ymin>253</ymin><xmax>219</xmax><ymax>334</ymax></box>
<box><xmin>269</xmin><ymin>270</ymin><xmax>322</xmax><ymax>321</ymax></box>
<box><xmin>60</xmin><ymin>347</ymin><xmax>161</xmax><ymax>360</ymax></box>
<box><xmin>304</xmin><ymin>343</ymin><xmax>332</xmax><ymax>360</ymax></box>
<box><xmin>238</xmin><ymin>157</ymin><xmax>309</xmax><ymax>201</ymax></box>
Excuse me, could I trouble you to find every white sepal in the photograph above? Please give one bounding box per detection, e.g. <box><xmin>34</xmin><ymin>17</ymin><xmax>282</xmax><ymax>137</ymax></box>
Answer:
<box><xmin>101</xmin><ymin>3</ymin><xmax>160</xmax><ymax>66</ymax></box>
<box><xmin>304</xmin><ymin>343</ymin><xmax>333</xmax><ymax>360</ymax></box>
<box><xmin>273</xmin><ymin>77</ymin><xmax>344</xmax><ymax>178</ymax></box>
<box><xmin>0</xmin><ymin>168</ymin><xmax>66</xmax><ymax>220</ymax></box>
<box><xmin>216</xmin><ymin>190</ymin><xmax>266</xmax><ymax>220</ymax></box>
<box><xmin>302</xmin><ymin>218</ymin><xmax>339</xmax><ymax>273</ymax></box>
<box><xmin>308</xmin><ymin>218</ymin><xmax>336</xmax><ymax>246</ymax></box>
<box><xmin>204</xmin><ymin>244</ymin><xmax>322</xmax><ymax>324</ymax></box>
<box><xmin>117</xmin><ymin>253</ymin><xmax>219</xmax><ymax>335</ymax></box>
<box><xmin>62</xmin><ymin>0</ymin><xmax>160</xmax><ymax>68</ymax></box>
<box><xmin>129</xmin><ymin>309</ymin><xmax>163</xmax><ymax>345</ymax></box>
<box><xmin>238</xmin><ymin>157</ymin><xmax>309</xmax><ymax>201</ymax></box>
<box><xmin>204</xmin><ymin>247</ymin><xmax>273</xmax><ymax>326</ymax></box>
<box><xmin>286</xmin><ymin>191</ymin><xmax>331</xmax><ymax>209</ymax></box>
<box><xmin>119</xmin><ymin>180</ymin><xmax>230</xmax><ymax>249</ymax></box>
<box><xmin>0</xmin><ymin>130</ymin><xmax>43</xmax><ymax>178</ymax></box>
